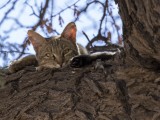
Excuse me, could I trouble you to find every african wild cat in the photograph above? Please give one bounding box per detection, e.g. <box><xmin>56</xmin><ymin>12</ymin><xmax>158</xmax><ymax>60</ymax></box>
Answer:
<box><xmin>9</xmin><ymin>22</ymin><xmax>115</xmax><ymax>73</ymax></box>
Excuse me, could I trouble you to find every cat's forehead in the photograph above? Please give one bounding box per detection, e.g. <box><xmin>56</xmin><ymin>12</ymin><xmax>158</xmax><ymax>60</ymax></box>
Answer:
<box><xmin>45</xmin><ymin>35</ymin><xmax>60</xmax><ymax>41</ymax></box>
<box><xmin>46</xmin><ymin>36</ymin><xmax>75</xmax><ymax>47</ymax></box>
<box><xmin>51</xmin><ymin>35</ymin><xmax>61</xmax><ymax>40</ymax></box>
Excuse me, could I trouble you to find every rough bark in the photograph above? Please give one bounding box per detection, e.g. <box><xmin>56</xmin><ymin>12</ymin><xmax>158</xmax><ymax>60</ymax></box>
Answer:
<box><xmin>0</xmin><ymin>53</ymin><xmax>160</xmax><ymax>120</ymax></box>
<box><xmin>0</xmin><ymin>0</ymin><xmax>160</xmax><ymax>120</ymax></box>
<box><xmin>0</xmin><ymin>57</ymin><xmax>129</xmax><ymax>120</ymax></box>
<box><xmin>116</xmin><ymin>0</ymin><xmax>160</xmax><ymax>69</ymax></box>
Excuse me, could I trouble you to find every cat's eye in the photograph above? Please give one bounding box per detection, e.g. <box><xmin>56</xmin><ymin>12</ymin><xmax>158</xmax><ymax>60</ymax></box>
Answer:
<box><xmin>45</xmin><ymin>53</ymin><xmax>50</xmax><ymax>58</ymax></box>
<box><xmin>64</xmin><ymin>49</ymin><xmax>70</xmax><ymax>54</ymax></box>
<box><xmin>52</xmin><ymin>55</ymin><xmax>56</xmax><ymax>59</ymax></box>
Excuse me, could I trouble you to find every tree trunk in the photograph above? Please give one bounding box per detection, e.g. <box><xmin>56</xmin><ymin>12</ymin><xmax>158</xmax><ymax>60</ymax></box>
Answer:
<box><xmin>116</xmin><ymin>0</ymin><xmax>160</xmax><ymax>69</ymax></box>
<box><xmin>0</xmin><ymin>0</ymin><xmax>160</xmax><ymax>120</ymax></box>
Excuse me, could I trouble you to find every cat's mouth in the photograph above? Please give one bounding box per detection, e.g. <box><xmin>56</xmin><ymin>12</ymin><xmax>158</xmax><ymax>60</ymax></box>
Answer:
<box><xmin>39</xmin><ymin>63</ymin><xmax>61</xmax><ymax>69</ymax></box>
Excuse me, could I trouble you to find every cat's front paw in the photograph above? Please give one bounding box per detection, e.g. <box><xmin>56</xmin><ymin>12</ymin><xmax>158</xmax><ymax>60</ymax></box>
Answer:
<box><xmin>70</xmin><ymin>56</ymin><xmax>83</xmax><ymax>68</ymax></box>
<box><xmin>70</xmin><ymin>55</ymin><xmax>91</xmax><ymax>68</ymax></box>
<box><xmin>36</xmin><ymin>66</ymin><xmax>44</xmax><ymax>71</ymax></box>
<box><xmin>36</xmin><ymin>66</ymin><xmax>50</xmax><ymax>71</ymax></box>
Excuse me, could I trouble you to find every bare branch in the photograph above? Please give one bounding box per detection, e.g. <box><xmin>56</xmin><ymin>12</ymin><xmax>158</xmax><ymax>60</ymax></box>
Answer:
<box><xmin>0</xmin><ymin>0</ymin><xmax>12</xmax><ymax>9</ymax></box>
<box><xmin>98</xmin><ymin>0</ymin><xmax>108</xmax><ymax>35</ymax></box>
<box><xmin>51</xmin><ymin>0</ymin><xmax>80</xmax><ymax>18</ymax></box>
<box><xmin>82</xmin><ymin>31</ymin><xmax>91</xmax><ymax>43</ymax></box>
<box><xmin>0</xmin><ymin>0</ymin><xmax>17</xmax><ymax>27</ymax></box>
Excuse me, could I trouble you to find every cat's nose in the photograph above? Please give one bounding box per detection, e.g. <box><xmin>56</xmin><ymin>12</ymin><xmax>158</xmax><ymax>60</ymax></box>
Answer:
<box><xmin>57</xmin><ymin>58</ymin><xmax>63</xmax><ymax>67</ymax></box>
<box><xmin>59</xmin><ymin>63</ymin><xmax>62</xmax><ymax>67</ymax></box>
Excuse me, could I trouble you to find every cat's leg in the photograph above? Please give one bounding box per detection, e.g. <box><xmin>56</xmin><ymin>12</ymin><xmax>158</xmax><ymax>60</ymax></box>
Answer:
<box><xmin>70</xmin><ymin>52</ymin><xmax>116</xmax><ymax>68</ymax></box>
<box><xmin>8</xmin><ymin>55</ymin><xmax>38</xmax><ymax>73</ymax></box>
<box><xmin>70</xmin><ymin>55</ymin><xmax>92</xmax><ymax>68</ymax></box>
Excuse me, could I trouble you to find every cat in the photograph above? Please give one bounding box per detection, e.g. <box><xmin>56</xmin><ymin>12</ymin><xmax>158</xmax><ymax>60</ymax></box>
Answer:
<box><xmin>9</xmin><ymin>22</ymin><xmax>116</xmax><ymax>73</ymax></box>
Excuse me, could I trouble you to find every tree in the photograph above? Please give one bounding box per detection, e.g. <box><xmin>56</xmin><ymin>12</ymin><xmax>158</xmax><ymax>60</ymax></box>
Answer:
<box><xmin>117</xmin><ymin>0</ymin><xmax>160</xmax><ymax>70</ymax></box>
<box><xmin>0</xmin><ymin>0</ymin><xmax>160</xmax><ymax>120</ymax></box>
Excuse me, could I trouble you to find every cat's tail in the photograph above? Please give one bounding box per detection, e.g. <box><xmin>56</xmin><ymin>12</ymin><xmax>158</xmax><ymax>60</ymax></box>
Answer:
<box><xmin>89</xmin><ymin>51</ymin><xmax>116</xmax><ymax>61</ymax></box>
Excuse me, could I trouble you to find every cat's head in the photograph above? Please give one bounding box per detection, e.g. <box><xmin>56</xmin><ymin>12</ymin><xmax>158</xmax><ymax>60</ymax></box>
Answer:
<box><xmin>28</xmin><ymin>22</ymin><xmax>78</xmax><ymax>69</ymax></box>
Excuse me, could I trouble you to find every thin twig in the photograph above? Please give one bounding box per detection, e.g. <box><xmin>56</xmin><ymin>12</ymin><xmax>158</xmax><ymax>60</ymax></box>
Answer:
<box><xmin>0</xmin><ymin>0</ymin><xmax>12</xmax><ymax>9</ymax></box>
<box><xmin>51</xmin><ymin>0</ymin><xmax>80</xmax><ymax>18</ymax></box>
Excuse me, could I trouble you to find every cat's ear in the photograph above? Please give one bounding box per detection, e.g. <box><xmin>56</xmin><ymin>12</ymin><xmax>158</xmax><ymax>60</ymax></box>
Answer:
<box><xmin>28</xmin><ymin>30</ymin><xmax>47</xmax><ymax>52</ymax></box>
<box><xmin>61</xmin><ymin>22</ymin><xmax>77</xmax><ymax>43</ymax></box>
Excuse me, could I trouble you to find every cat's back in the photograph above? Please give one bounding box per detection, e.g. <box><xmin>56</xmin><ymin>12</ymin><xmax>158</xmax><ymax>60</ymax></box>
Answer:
<box><xmin>77</xmin><ymin>43</ymin><xmax>88</xmax><ymax>55</ymax></box>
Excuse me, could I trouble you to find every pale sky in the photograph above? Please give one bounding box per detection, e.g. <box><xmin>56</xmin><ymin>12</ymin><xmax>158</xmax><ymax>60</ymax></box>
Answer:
<box><xmin>0</xmin><ymin>0</ymin><xmax>122</xmax><ymax>67</ymax></box>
